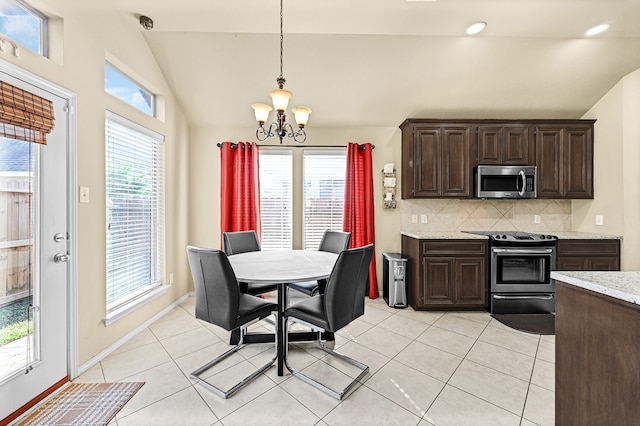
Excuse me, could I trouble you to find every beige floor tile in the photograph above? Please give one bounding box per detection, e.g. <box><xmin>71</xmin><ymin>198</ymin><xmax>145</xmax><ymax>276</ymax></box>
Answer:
<box><xmin>159</xmin><ymin>326</ymin><xmax>220</xmax><ymax>359</ymax></box>
<box><xmin>149</xmin><ymin>313</ymin><xmax>206</xmax><ymax>341</ymax></box>
<box><xmin>447</xmin><ymin>311</ymin><xmax>492</xmax><ymax>325</ymax></box>
<box><xmin>523</xmin><ymin>383</ymin><xmax>555</xmax><ymax>426</ymax></box>
<box><xmin>395</xmin><ymin>308</ymin><xmax>444</xmax><ymax>325</ymax></box>
<box><xmin>73</xmin><ymin>362</ymin><xmax>105</xmax><ymax>383</ymax></box>
<box><xmin>153</xmin><ymin>305</ymin><xmax>194</xmax><ymax>324</ymax></box>
<box><xmin>395</xmin><ymin>341</ymin><xmax>463</xmax><ymax>382</ymax></box>
<box><xmin>319</xmin><ymin>340</ymin><xmax>391</xmax><ymax>381</ymax></box>
<box><xmin>417</xmin><ymin>325</ymin><xmax>476</xmax><ymax>358</ymax></box>
<box><xmin>323</xmin><ymin>385</ymin><xmax>421</xmax><ymax>426</ymax></box>
<box><xmin>195</xmin><ymin>372</ymin><xmax>277</xmax><ymax>419</ymax></box>
<box><xmin>465</xmin><ymin>340</ymin><xmax>535</xmax><ymax>381</ymax></box>
<box><xmin>220</xmin><ymin>386</ymin><xmax>319</xmax><ymax>426</ymax></box>
<box><xmin>335</xmin><ymin>317</ymin><xmax>374</xmax><ymax>340</ymax></box>
<box><xmin>448</xmin><ymin>360</ymin><xmax>529</xmax><ymax>415</ymax></box>
<box><xmin>378</xmin><ymin>313</ymin><xmax>431</xmax><ymax>339</ymax></box>
<box><xmin>365</xmin><ymin>359</ymin><xmax>445</xmax><ymax>417</ymax></box>
<box><xmin>356</xmin><ymin>326</ymin><xmax>412</xmax><ymax>358</ymax></box>
<box><xmin>101</xmin><ymin>341</ymin><xmax>172</xmax><ymax>382</ymax></box>
<box><xmin>117</xmin><ymin>386</ymin><xmax>217</xmax><ymax>426</ymax></box>
<box><xmin>116</xmin><ymin>361</ymin><xmax>192</xmax><ymax>417</ymax></box>
<box><xmin>279</xmin><ymin>371</ymin><xmax>341</xmax><ymax>418</ymax></box>
<box><xmin>536</xmin><ymin>339</ymin><xmax>555</xmax><ymax>363</ymax></box>
<box><xmin>479</xmin><ymin>325</ymin><xmax>540</xmax><ymax>357</ymax></box>
<box><xmin>173</xmin><ymin>340</ymin><xmax>242</xmax><ymax>378</ymax></box>
<box><xmin>109</xmin><ymin>328</ymin><xmax>159</xmax><ymax>356</ymax></box>
<box><xmin>432</xmin><ymin>314</ymin><xmax>488</xmax><ymax>339</ymax></box>
<box><xmin>359</xmin><ymin>305</ymin><xmax>394</xmax><ymax>325</ymax></box>
<box><xmin>425</xmin><ymin>385</ymin><xmax>521</xmax><ymax>426</ymax></box>
<box><xmin>531</xmin><ymin>358</ymin><xmax>555</xmax><ymax>391</ymax></box>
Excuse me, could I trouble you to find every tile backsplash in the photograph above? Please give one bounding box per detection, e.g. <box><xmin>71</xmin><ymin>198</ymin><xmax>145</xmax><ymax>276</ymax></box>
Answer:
<box><xmin>401</xmin><ymin>199</ymin><xmax>571</xmax><ymax>232</ymax></box>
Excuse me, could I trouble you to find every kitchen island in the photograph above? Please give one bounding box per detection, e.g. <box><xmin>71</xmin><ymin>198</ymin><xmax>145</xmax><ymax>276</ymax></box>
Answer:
<box><xmin>552</xmin><ymin>271</ymin><xmax>640</xmax><ymax>426</ymax></box>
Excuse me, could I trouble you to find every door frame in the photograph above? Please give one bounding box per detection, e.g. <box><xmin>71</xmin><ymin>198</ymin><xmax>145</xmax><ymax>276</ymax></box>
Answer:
<box><xmin>0</xmin><ymin>58</ymin><xmax>79</xmax><ymax>379</ymax></box>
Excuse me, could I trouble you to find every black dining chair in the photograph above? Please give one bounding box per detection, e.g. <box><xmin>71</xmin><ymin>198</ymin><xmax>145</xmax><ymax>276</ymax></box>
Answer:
<box><xmin>186</xmin><ymin>245</ymin><xmax>277</xmax><ymax>399</ymax></box>
<box><xmin>288</xmin><ymin>230</ymin><xmax>351</xmax><ymax>296</ymax></box>
<box><xmin>284</xmin><ymin>243</ymin><xmax>374</xmax><ymax>400</ymax></box>
<box><xmin>222</xmin><ymin>230</ymin><xmax>278</xmax><ymax>296</ymax></box>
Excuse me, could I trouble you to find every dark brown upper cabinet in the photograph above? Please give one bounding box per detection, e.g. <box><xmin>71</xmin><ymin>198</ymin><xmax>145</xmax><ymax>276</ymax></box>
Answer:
<box><xmin>535</xmin><ymin>121</ymin><xmax>595</xmax><ymax>199</ymax></box>
<box><xmin>477</xmin><ymin>125</ymin><xmax>533</xmax><ymax>165</ymax></box>
<box><xmin>401</xmin><ymin>118</ymin><xmax>595</xmax><ymax>200</ymax></box>
<box><xmin>400</xmin><ymin>120</ymin><xmax>472</xmax><ymax>198</ymax></box>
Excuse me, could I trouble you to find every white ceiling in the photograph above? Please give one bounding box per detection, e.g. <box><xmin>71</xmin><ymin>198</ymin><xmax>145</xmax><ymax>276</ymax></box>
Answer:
<box><xmin>113</xmin><ymin>0</ymin><xmax>640</xmax><ymax>128</ymax></box>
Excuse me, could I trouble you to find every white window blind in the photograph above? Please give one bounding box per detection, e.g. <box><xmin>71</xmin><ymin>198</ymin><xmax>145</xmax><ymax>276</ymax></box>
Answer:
<box><xmin>303</xmin><ymin>150</ymin><xmax>346</xmax><ymax>249</ymax></box>
<box><xmin>105</xmin><ymin>112</ymin><xmax>164</xmax><ymax>312</ymax></box>
<box><xmin>259</xmin><ymin>150</ymin><xmax>292</xmax><ymax>250</ymax></box>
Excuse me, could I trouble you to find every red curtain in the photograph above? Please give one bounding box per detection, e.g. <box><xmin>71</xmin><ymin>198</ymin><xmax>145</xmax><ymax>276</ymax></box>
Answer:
<box><xmin>220</xmin><ymin>142</ymin><xmax>261</xmax><ymax>240</ymax></box>
<box><xmin>343</xmin><ymin>142</ymin><xmax>378</xmax><ymax>299</ymax></box>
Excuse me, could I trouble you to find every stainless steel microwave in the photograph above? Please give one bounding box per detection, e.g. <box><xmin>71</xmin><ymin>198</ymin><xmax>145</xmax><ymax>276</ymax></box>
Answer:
<box><xmin>475</xmin><ymin>165</ymin><xmax>537</xmax><ymax>199</ymax></box>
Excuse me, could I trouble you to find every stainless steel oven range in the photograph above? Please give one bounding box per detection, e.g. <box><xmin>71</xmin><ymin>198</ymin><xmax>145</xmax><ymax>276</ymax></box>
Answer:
<box><xmin>463</xmin><ymin>231</ymin><xmax>557</xmax><ymax>314</ymax></box>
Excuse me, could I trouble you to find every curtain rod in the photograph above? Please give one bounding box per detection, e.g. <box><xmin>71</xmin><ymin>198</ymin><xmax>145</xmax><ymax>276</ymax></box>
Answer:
<box><xmin>216</xmin><ymin>143</ymin><xmax>374</xmax><ymax>150</ymax></box>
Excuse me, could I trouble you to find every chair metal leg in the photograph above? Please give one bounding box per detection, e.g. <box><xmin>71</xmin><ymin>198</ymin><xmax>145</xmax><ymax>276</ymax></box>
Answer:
<box><xmin>283</xmin><ymin>317</ymin><xmax>369</xmax><ymax>400</ymax></box>
<box><xmin>190</xmin><ymin>324</ymin><xmax>277</xmax><ymax>399</ymax></box>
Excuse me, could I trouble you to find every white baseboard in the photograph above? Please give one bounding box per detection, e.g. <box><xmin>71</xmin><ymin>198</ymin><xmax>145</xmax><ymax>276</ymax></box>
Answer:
<box><xmin>76</xmin><ymin>291</ymin><xmax>195</xmax><ymax>378</ymax></box>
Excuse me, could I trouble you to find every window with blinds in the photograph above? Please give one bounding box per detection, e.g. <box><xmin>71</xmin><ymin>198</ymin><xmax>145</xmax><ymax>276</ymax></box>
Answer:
<box><xmin>259</xmin><ymin>150</ymin><xmax>292</xmax><ymax>250</ymax></box>
<box><xmin>105</xmin><ymin>112</ymin><xmax>164</xmax><ymax>313</ymax></box>
<box><xmin>303</xmin><ymin>150</ymin><xmax>346</xmax><ymax>249</ymax></box>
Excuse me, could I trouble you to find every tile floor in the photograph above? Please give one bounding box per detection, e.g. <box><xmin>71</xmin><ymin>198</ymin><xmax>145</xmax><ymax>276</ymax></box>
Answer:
<box><xmin>74</xmin><ymin>295</ymin><xmax>555</xmax><ymax>426</ymax></box>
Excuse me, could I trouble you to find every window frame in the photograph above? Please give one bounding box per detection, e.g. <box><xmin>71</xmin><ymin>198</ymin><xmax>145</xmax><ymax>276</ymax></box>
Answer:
<box><xmin>0</xmin><ymin>0</ymin><xmax>48</xmax><ymax>57</ymax></box>
<box><xmin>104</xmin><ymin>111</ymin><xmax>166</xmax><ymax>325</ymax></box>
<box><xmin>105</xmin><ymin>61</ymin><xmax>156</xmax><ymax>117</ymax></box>
<box><xmin>258</xmin><ymin>149</ymin><xmax>293</xmax><ymax>250</ymax></box>
<box><xmin>302</xmin><ymin>149</ymin><xmax>347</xmax><ymax>250</ymax></box>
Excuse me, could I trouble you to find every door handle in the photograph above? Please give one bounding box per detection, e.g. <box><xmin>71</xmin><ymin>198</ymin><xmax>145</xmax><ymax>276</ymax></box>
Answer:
<box><xmin>54</xmin><ymin>253</ymin><xmax>70</xmax><ymax>263</ymax></box>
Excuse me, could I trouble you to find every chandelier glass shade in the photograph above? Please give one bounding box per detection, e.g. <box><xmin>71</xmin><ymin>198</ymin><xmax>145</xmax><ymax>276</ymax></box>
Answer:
<box><xmin>251</xmin><ymin>0</ymin><xmax>311</xmax><ymax>143</ymax></box>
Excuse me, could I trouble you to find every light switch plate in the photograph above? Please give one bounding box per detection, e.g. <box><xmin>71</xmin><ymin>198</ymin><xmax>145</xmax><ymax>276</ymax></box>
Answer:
<box><xmin>534</xmin><ymin>215</ymin><xmax>541</xmax><ymax>224</ymax></box>
<box><xmin>421</xmin><ymin>214</ymin><xmax>428</xmax><ymax>224</ymax></box>
<box><xmin>595</xmin><ymin>215</ymin><xmax>604</xmax><ymax>225</ymax></box>
<box><xmin>411</xmin><ymin>214</ymin><xmax>418</xmax><ymax>224</ymax></box>
<box><xmin>79</xmin><ymin>186</ymin><xmax>90</xmax><ymax>203</ymax></box>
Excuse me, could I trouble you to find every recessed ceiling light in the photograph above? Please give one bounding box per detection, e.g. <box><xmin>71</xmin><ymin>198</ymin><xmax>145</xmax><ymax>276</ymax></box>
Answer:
<box><xmin>466</xmin><ymin>22</ymin><xmax>487</xmax><ymax>35</ymax></box>
<box><xmin>585</xmin><ymin>23</ymin><xmax>611</xmax><ymax>36</ymax></box>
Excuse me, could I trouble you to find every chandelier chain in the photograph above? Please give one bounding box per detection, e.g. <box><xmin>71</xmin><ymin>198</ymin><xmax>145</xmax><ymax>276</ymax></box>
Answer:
<box><xmin>279</xmin><ymin>0</ymin><xmax>284</xmax><ymax>81</ymax></box>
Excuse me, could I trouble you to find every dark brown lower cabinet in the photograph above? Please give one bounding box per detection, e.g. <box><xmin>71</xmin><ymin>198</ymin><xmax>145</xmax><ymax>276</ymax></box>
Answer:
<box><xmin>402</xmin><ymin>235</ymin><xmax>487</xmax><ymax>310</ymax></box>
<box><xmin>556</xmin><ymin>282</ymin><xmax>640</xmax><ymax>425</ymax></box>
<box><xmin>556</xmin><ymin>239</ymin><xmax>620</xmax><ymax>271</ymax></box>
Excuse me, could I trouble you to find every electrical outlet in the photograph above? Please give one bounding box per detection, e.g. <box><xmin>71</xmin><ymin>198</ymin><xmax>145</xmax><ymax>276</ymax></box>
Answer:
<box><xmin>534</xmin><ymin>215</ymin><xmax>541</xmax><ymax>224</ymax></box>
<box><xmin>421</xmin><ymin>214</ymin><xmax>428</xmax><ymax>224</ymax></box>
<box><xmin>169</xmin><ymin>273</ymin><xmax>174</xmax><ymax>284</ymax></box>
<box><xmin>595</xmin><ymin>215</ymin><xmax>604</xmax><ymax>226</ymax></box>
<box><xmin>411</xmin><ymin>214</ymin><xmax>418</xmax><ymax>224</ymax></box>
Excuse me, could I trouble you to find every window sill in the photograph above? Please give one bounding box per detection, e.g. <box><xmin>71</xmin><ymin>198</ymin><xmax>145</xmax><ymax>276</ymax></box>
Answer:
<box><xmin>103</xmin><ymin>284</ymin><xmax>170</xmax><ymax>326</ymax></box>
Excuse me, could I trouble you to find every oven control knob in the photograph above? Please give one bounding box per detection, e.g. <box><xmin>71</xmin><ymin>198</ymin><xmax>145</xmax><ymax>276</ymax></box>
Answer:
<box><xmin>540</xmin><ymin>235</ymin><xmax>546</xmax><ymax>239</ymax></box>
<box><xmin>547</xmin><ymin>235</ymin><xmax>554</xmax><ymax>239</ymax></box>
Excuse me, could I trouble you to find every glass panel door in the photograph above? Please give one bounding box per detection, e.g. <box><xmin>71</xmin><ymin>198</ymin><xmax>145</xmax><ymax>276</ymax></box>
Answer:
<box><xmin>0</xmin><ymin>70</ymin><xmax>70</xmax><ymax>421</ymax></box>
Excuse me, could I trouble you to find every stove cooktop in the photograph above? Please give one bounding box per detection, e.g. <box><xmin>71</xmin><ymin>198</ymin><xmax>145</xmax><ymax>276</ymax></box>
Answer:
<box><xmin>462</xmin><ymin>230</ymin><xmax>558</xmax><ymax>243</ymax></box>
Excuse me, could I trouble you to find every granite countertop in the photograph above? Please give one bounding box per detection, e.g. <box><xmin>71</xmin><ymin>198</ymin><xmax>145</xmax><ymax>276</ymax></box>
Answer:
<box><xmin>552</xmin><ymin>231</ymin><xmax>622</xmax><ymax>240</ymax></box>
<box><xmin>401</xmin><ymin>231</ymin><xmax>621</xmax><ymax>240</ymax></box>
<box><xmin>551</xmin><ymin>271</ymin><xmax>640</xmax><ymax>305</ymax></box>
<box><xmin>401</xmin><ymin>231</ymin><xmax>488</xmax><ymax>240</ymax></box>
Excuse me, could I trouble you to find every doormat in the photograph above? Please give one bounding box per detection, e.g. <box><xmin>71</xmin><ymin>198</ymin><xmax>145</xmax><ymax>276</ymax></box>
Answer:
<box><xmin>491</xmin><ymin>314</ymin><xmax>555</xmax><ymax>335</ymax></box>
<box><xmin>17</xmin><ymin>382</ymin><xmax>144</xmax><ymax>425</ymax></box>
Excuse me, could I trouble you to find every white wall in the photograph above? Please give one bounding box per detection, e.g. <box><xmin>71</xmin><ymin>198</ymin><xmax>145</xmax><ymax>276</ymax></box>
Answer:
<box><xmin>574</xmin><ymin>68</ymin><xmax>640</xmax><ymax>269</ymax></box>
<box><xmin>1</xmin><ymin>1</ymin><xmax>191</xmax><ymax>364</ymax></box>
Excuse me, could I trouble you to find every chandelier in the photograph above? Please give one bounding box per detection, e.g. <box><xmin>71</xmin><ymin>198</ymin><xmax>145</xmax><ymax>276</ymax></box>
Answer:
<box><xmin>251</xmin><ymin>0</ymin><xmax>311</xmax><ymax>144</ymax></box>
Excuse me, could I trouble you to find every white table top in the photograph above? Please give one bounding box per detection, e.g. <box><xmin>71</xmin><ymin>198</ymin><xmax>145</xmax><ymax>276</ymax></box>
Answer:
<box><xmin>227</xmin><ymin>250</ymin><xmax>339</xmax><ymax>284</ymax></box>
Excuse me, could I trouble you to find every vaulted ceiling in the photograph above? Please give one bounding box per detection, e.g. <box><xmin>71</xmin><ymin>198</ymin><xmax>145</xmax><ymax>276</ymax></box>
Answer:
<box><xmin>113</xmin><ymin>0</ymin><xmax>640</xmax><ymax>128</ymax></box>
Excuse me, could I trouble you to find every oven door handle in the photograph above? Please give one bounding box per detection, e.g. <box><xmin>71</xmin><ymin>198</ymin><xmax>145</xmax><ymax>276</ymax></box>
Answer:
<box><xmin>493</xmin><ymin>295</ymin><xmax>554</xmax><ymax>300</ymax></box>
<box><xmin>492</xmin><ymin>248</ymin><xmax>554</xmax><ymax>254</ymax></box>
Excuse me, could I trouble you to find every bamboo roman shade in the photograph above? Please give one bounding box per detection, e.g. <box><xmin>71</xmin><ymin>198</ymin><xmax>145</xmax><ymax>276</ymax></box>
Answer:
<box><xmin>0</xmin><ymin>81</ymin><xmax>55</xmax><ymax>145</ymax></box>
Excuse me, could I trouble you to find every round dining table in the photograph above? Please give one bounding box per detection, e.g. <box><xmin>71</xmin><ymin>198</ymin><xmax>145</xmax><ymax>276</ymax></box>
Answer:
<box><xmin>227</xmin><ymin>249</ymin><xmax>339</xmax><ymax>376</ymax></box>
